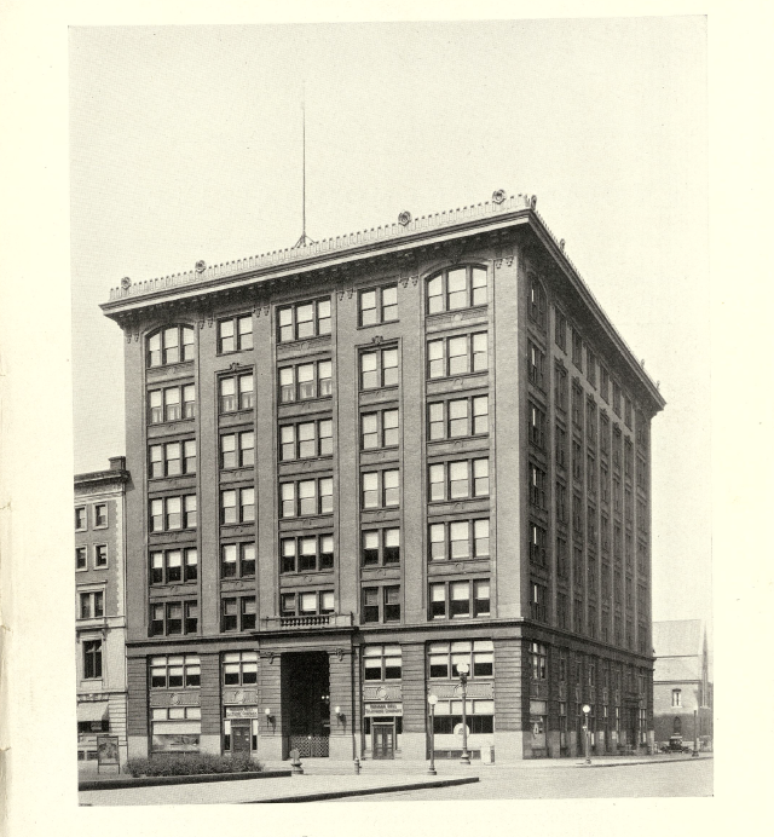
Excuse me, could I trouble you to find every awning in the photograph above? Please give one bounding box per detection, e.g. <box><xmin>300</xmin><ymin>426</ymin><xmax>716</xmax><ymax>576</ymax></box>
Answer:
<box><xmin>77</xmin><ymin>701</ymin><xmax>109</xmax><ymax>722</ymax></box>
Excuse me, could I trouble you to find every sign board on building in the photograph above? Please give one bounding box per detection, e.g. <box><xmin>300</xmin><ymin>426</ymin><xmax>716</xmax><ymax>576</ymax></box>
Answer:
<box><xmin>96</xmin><ymin>734</ymin><xmax>120</xmax><ymax>774</ymax></box>
<box><xmin>364</xmin><ymin>702</ymin><xmax>403</xmax><ymax>716</ymax></box>
<box><xmin>225</xmin><ymin>706</ymin><xmax>259</xmax><ymax>719</ymax></box>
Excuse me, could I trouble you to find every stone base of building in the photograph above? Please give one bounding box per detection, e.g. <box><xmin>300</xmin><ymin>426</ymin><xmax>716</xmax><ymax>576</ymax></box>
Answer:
<box><xmin>127</xmin><ymin>735</ymin><xmax>148</xmax><ymax>760</ymax></box>
<box><xmin>493</xmin><ymin>731</ymin><xmax>526</xmax><ymax>762</ymax></box>
<box><xmin>258</xmin><ymin>735</ymin><xmax>284</xmax><ymax>762</ymax></box>
<box><xmin>398</xmin><ymin>732</ymin><xmax>427</xmax><ymax>760</ymax></box>
<box><xmin>329</xmin><ymin>735</ymin><xmax>354</xmax><ymax>761</ymax></box>
<box><xmin>547</xmin><ymin>730</ymin><xmax>561</xmax><ymax>758</ymax></box>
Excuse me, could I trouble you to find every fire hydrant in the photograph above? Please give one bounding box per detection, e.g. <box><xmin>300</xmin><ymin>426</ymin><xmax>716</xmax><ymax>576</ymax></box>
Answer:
<box><xmin>354</xmin><ymin>757</ymin><xmax>361</xmax><ymax>775</ymax></box>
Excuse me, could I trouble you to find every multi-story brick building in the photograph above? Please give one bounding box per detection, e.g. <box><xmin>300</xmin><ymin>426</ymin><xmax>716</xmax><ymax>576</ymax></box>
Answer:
<box><xmin>75</xmin><ymin>457</ymin><xmax>130</xmax><ymax>766</ymax></box>
<box><xmin>653</xmin><ymin>619</ymin><xmax>712</xmax><ymax>750</ymax></box>
<box><xmin>101</xmin><ymin>191</ymin><xmax>664</xmax><ymax>762</ymax></box>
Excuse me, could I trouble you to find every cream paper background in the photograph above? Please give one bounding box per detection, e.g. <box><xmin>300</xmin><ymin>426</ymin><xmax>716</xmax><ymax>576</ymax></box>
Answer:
<box><xmin>0</xmin><ymin>1</ymin><xmax>769</xmax><ymax>834</ymax></box>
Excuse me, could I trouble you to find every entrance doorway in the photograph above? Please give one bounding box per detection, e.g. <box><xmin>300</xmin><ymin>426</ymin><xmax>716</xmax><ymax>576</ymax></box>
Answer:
<box><xmin>283</xmin><ymin>652</ymin><xmax>330</xmax><ymax>758</ymax></box>
<box><xmin>231</xmin><ymin>721</ymin><xmax>251</xmax><ymax>756</ymax></box>
<box><xmin>372</xmin><ymin>723</ymin><xmax>395</xmax><ymax>759</ymax></box>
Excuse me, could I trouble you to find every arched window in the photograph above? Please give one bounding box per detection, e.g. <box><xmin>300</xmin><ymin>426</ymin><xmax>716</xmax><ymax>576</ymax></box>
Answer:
<box><xmin>426</xmin><ymin>265</ymin><xmax>487</xmax><ymax>315</ymax></box>
<box><xmin>673</xmin><ymin>716</ymin><xmax>682</xmax><ymax>735</ymax></box>
<box><xmin>147</xmin><ymin>325</ymin><xmax>195</xmax><ymax>368</ymax></box>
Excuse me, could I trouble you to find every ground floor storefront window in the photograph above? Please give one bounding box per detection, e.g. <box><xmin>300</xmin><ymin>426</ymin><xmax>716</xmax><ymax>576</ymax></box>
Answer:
<box><xmin>151</xmin><ymin>706</ymin><xmax>201</xmax><ymax>752</ymax></box>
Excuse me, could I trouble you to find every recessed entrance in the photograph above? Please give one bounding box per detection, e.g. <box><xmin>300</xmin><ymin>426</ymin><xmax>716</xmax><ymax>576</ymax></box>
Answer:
<box><xmin>372</xmin><ymin>723</ymin><xmax>395</xmax><ymax>759</ymax></box>
<box><xmin>283</xmin><ymin>651</ymin><xmax>330</xmax><ymax>758</ymax></box>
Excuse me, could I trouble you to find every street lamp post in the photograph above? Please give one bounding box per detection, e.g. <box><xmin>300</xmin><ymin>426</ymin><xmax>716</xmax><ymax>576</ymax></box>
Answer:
<box><xmin>582</xmin><ymin>704</ymin><xmax>591</xmax><ymax>765</ymax></box>
<box><xmin>693</xmin><ymin>708</ymin><xmax>699</xmax><ymax>757</ymax></box>
<box><xmin>428</xmin><ymin>694</ymin><xmax>438</xmax><ymax>775</ymax></box>
<box><xmin>457</xmin><ymin>662</ymin><xmax>471</xmax><ymax>765</ymax></box>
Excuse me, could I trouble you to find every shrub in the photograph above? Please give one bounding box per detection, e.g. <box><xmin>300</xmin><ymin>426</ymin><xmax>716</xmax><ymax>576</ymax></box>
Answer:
<box><xmin>124</xmin><ymin>753</ymin><xmax>261</xmax><ymax>777</ymax></box>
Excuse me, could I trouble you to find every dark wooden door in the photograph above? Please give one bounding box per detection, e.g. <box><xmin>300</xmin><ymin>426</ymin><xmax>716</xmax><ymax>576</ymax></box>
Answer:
<box><xmin>232</xmin><ymin>722</ymin><xmax>251</xmax><ymax>756</ymax></box>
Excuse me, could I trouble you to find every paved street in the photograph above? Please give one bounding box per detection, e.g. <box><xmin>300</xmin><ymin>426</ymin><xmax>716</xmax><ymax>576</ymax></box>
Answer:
<box><xmin>333</xmin><ymin>759</ymin><xmax>713</xmax><ymax>801</ymax></box>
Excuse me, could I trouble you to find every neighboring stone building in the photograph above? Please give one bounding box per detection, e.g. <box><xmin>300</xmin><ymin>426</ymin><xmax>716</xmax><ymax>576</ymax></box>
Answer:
<box><xmin>100</xmin><ymin>191</ymin><xmax>664</xmax><ymax>762</ymax></box>
<box><xmin>653</xmin><ymin>619</ymin><xmax>712</xmax><ymax>749</ymax></box>
<box><xmin>75</xmin><ymin>457</ymin><xmax>130</xmax><ymax>767</ymax></box>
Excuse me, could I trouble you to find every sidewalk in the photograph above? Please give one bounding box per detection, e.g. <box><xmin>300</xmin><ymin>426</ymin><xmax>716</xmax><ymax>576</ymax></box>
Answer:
<box><xmin>78</xmin><ymin>753</ymin><xmax>709</xmax><ymax>805</ymax></box>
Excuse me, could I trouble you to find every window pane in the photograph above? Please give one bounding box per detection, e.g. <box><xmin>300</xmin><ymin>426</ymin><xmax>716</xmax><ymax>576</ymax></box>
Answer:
<box><xmin>429</xmin><ymin>463</ymin><xmax>445</xmax><ymax>501</ymax></box>
<box><xmin>450</xmin><ymin>521</ymin><xmax>470</xmax><ymax>558</ymax></box>
<box><xmin>449</xmin><ymin>461</ymin><xmax>469</xmax><ymax>498</ymax></box>
<box><xmin>448</xmin><ymin>336</ymin><xmax>469</xmax><ymax>375</ymax></box>
<box><xmin>427</xmin><ymin>275</ymin><xmax>444</xmax><ymax>314</ymax></box>
<box><xmin>472</xmin><ymin>333</ymin><xmax>488</xmax><ymax>371</ymax></box>
<box><xmin>447</xmin><ymin>268</ymin><xmax>467</xmax><ymax>310</ymax></box>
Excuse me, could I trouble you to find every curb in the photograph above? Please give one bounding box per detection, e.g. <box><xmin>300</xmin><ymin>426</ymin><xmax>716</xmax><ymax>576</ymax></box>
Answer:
<box><xmin>79</xmin><ymin>769</ymin><xmax>291</xmax><ymax>792</ymax></box>
<box><xmin>575</xmin><ymin>756</ymin><xmax>712</xmax><ymax>769</ymax></box>
<box><xmin>245</xmin><ymin>776</ymin><xmax>480</xmax><ymax>803</ymax></box>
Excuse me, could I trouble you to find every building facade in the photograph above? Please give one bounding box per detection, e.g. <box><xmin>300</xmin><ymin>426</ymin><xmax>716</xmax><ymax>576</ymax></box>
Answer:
<box><xmin>102</xmin><ymin>192</ymin><xmax>664</xmax><ymax>762</ymax></box>
<box><xmin>653</xmin><ymin>620</ymin><xmax>712</xmax><ymax>749</ymax></box>
<box><xmin>75</xmin><ymin>457</ymin><xmax>130</xmax><ymax>766</ymax></box>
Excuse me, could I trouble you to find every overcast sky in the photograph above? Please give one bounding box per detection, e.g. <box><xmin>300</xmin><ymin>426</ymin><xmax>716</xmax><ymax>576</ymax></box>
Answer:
<box><xmin>70</xmin><ymin>19</ymin><xmax>709</xmax><ymax>630</ymax></box>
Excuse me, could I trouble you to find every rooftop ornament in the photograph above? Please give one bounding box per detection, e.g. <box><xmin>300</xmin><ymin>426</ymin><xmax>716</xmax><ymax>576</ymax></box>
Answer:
<box><xmin>195</xmin><ymin>260</ymin><xmax>206</xmax><ymax>273</ymax></box>
<box><xmin>492</xmin><ymin>189</ymin><xmax>506</xmax><ymax>205</ymax></box>
<box><xmin>398</xmin><ymin>211</ymin><xmax>412</xmax><ymax>226</ymax></box>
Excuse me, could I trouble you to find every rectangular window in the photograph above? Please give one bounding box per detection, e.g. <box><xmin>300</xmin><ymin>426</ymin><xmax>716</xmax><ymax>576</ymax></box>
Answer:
<box><xmin>218</xmin><ymin>315</ymin><xmax>253</xmax><ymax>353</ymax></box>
<box><xmin>554</xmin><ymin>364</ymin><xmax>568</xmax><ymax>411</ymax></box>
<box><xmin>94</xmin><ymin>544</ymin><xmax>108</xmax><ymax>568</ymax></box>
<box><xmin>427</xmin><ymin>395</ymin><xmax>488</xmax><ymax>440</ymax></box>
<box><xmin>572</xmin><ymin>327</ymin><xmax>583</xmax><ymax>369</ymax></box>
<box><xmin>428</xmin><ymin>458</ymin><xmax>489</xmax><ymax>502</ymax></box>
<box><xmin>361</xmin><ymin>469</ymin><xmax>399</xmax><ymax>509</ymax></box>
<box><xmin>586</xmin><ymin>349</ymin><xmax>596</xmax><ymax>387</ymax></box>
<box><xmin>529</xmin><ymin>463</ymin><xmax>546</xmax><ymax>509</ymax></box>
<box><xmin>220</xmin><ymin>542</ymin><xmax>256</xmax><ymax>578</ymax></box>
<box><xmin>528</xmin><ymin>341</ymin><xmax>545</xmax><ymax>389</ymax></box>
<box><xmin>277</xmin><ymin>298</ymin><xmax>331</xmax><ymax>343</ymax></box>
<box><xmin>149</xmin><ymin>495</ymin><xmax>196</xmax><ymax>532</ymax></box>
<box><xmin>359</xmin><ymin>284</ymin><xmax>398</xmax><ymax>326</ymax></box>
<box><xmin>150</xmin><ymin>655</ymin><xmax>201</xmax><ymax>689</ymax></box>
<box><xmin>600</xmin><ymin>366</ymin><xmax>609</xmax><ymax>403</ymax></box>
<box><xmin>360</xmin><ymin>409</ymin><xmax>399</xmax><ymax>449</ymax></box>
<box><xmin>360</xmin><ymin>346</ymin><xmax>399</xmax><ymax>390</ymax></box>
<box><xmin>149</xmin><ymin>600</ymin><xmax>197</xmax><ymax>636</ymax></box>
<box><xmin>94</xmin><ymin>504</ymin><xmax>107</xmax><ymax>527</ymax></box>
<box><xmin>612</xmin><ymin>381</ymin><xmax>621</xmax><ymax>416</ymax></box>
<box><xmin>361</xmin><ymin>528</ymin><xmax>400</xmax><ymax>566</ymax></box>
<box><xmin>555</xmin><ymin>423</ymin><xmax>567</xmax><ymax>469</ymax></box>
<box><xmin>279</xmin><ymin>477</ymin><xmax>334</xmax><ymax>518</ymax></box>
<box><xmin>75</xmin><ymin>506</ymin><xmax>87</xmax><ymax>531</ymax></box>
<box><xmin>428</xmin><ymin>640</ymin><xmax>493</xmax><ymax>680</ymax></box>
<box><xmin>76</xmin><ymin>546</ymin><xmax>87</xmax><ymax>570</ymax></box>
<box><xmin>83</xmin><ymin>640</ymin><xmax>102</xmax><ymax>679</ymax></box>
<box><xmin>219</xmin><ymin>488</ymin><xmax>253</xmax><ymax>524</ymax></box>
<box><xmin>555</xmin><ymin>309</ymin><xmax>567</xmax><ymax>351</ymax></box>
<box><xmin>280</xmin><ymin>534</ymin><xmax>335</xmax><ymax>573</ymax></box>
<box><xmin>572</xmin><ymin>441</ymin><xmax>583</xmax><ymax>483</ymax></box>
<box><xmin>530</xmin><ymin>581</ymin><xmax>547</xmax><ymax>622</ymax></box>
<box><xmin>529</xmin><ymin>278</ymin><xmax>547</xmax><ymax>328</ymax></box>
<box><xmin>219</xmin><ymin>431</ymin><xmax>254</xmax><ymax>469</ymax></box>
<box><xmin>362</xmin><ymin>586</ymin><xmax>400</xmax><ymax>623</ymax></box>
<box><xmin>280</xmin><ymin>419</ymin><xmax>333</xmax><ymax>460</ymax></box>
<box><xmin>149</xmin><ymin>439</ymin><xmax>197</xmax><ymax>477</ymax></box>
<box><xmin>529</xmin><ymin>402</ymin><xmax>546</xmax><ymax>448</ymax></box>
<box><xmin>529</xmin><ymin>523</ymin><xmax>547</xmax><ymax>565</ymax></box>
<box><xmin>223</xmin><ymin>651</ymin><xmax>258</xmax><ymax>686</ymax></box>
<box><xmin>427</xmin><ymin>266</ymin><xmax>487</xmax><ymax>314</ymax></box>
<box><xmin>363</xmin><ymin>645</ymin><xmax>402</xmax><ymax>681</ymax></box>
<box><xmin>278</xmin><ymin>359</ymin><xmax>332</xmax><ymax>403</ymax></box>
<box><xmin>427</xmin><ymin>332</ymin><xmax>488</xmax><ymax>379</ymax></box>
<box><xmin>221</xmin><ymin>597</ymin><xmax>255</xmax><ymax>633</ymax></box>
<box><xmin>219</xmin><ymin>372</ymin><xmax>254</xmax><ymax>413</ymax></box>
<box><xmin>557</xmin><ymin>537</ymin><xmax>568</xmax><ymax>579</ymax></box>
<box><xmin>530</xmin><ymin>642</ymin><xmax>547</xmax><ymax>680</ymax></box>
